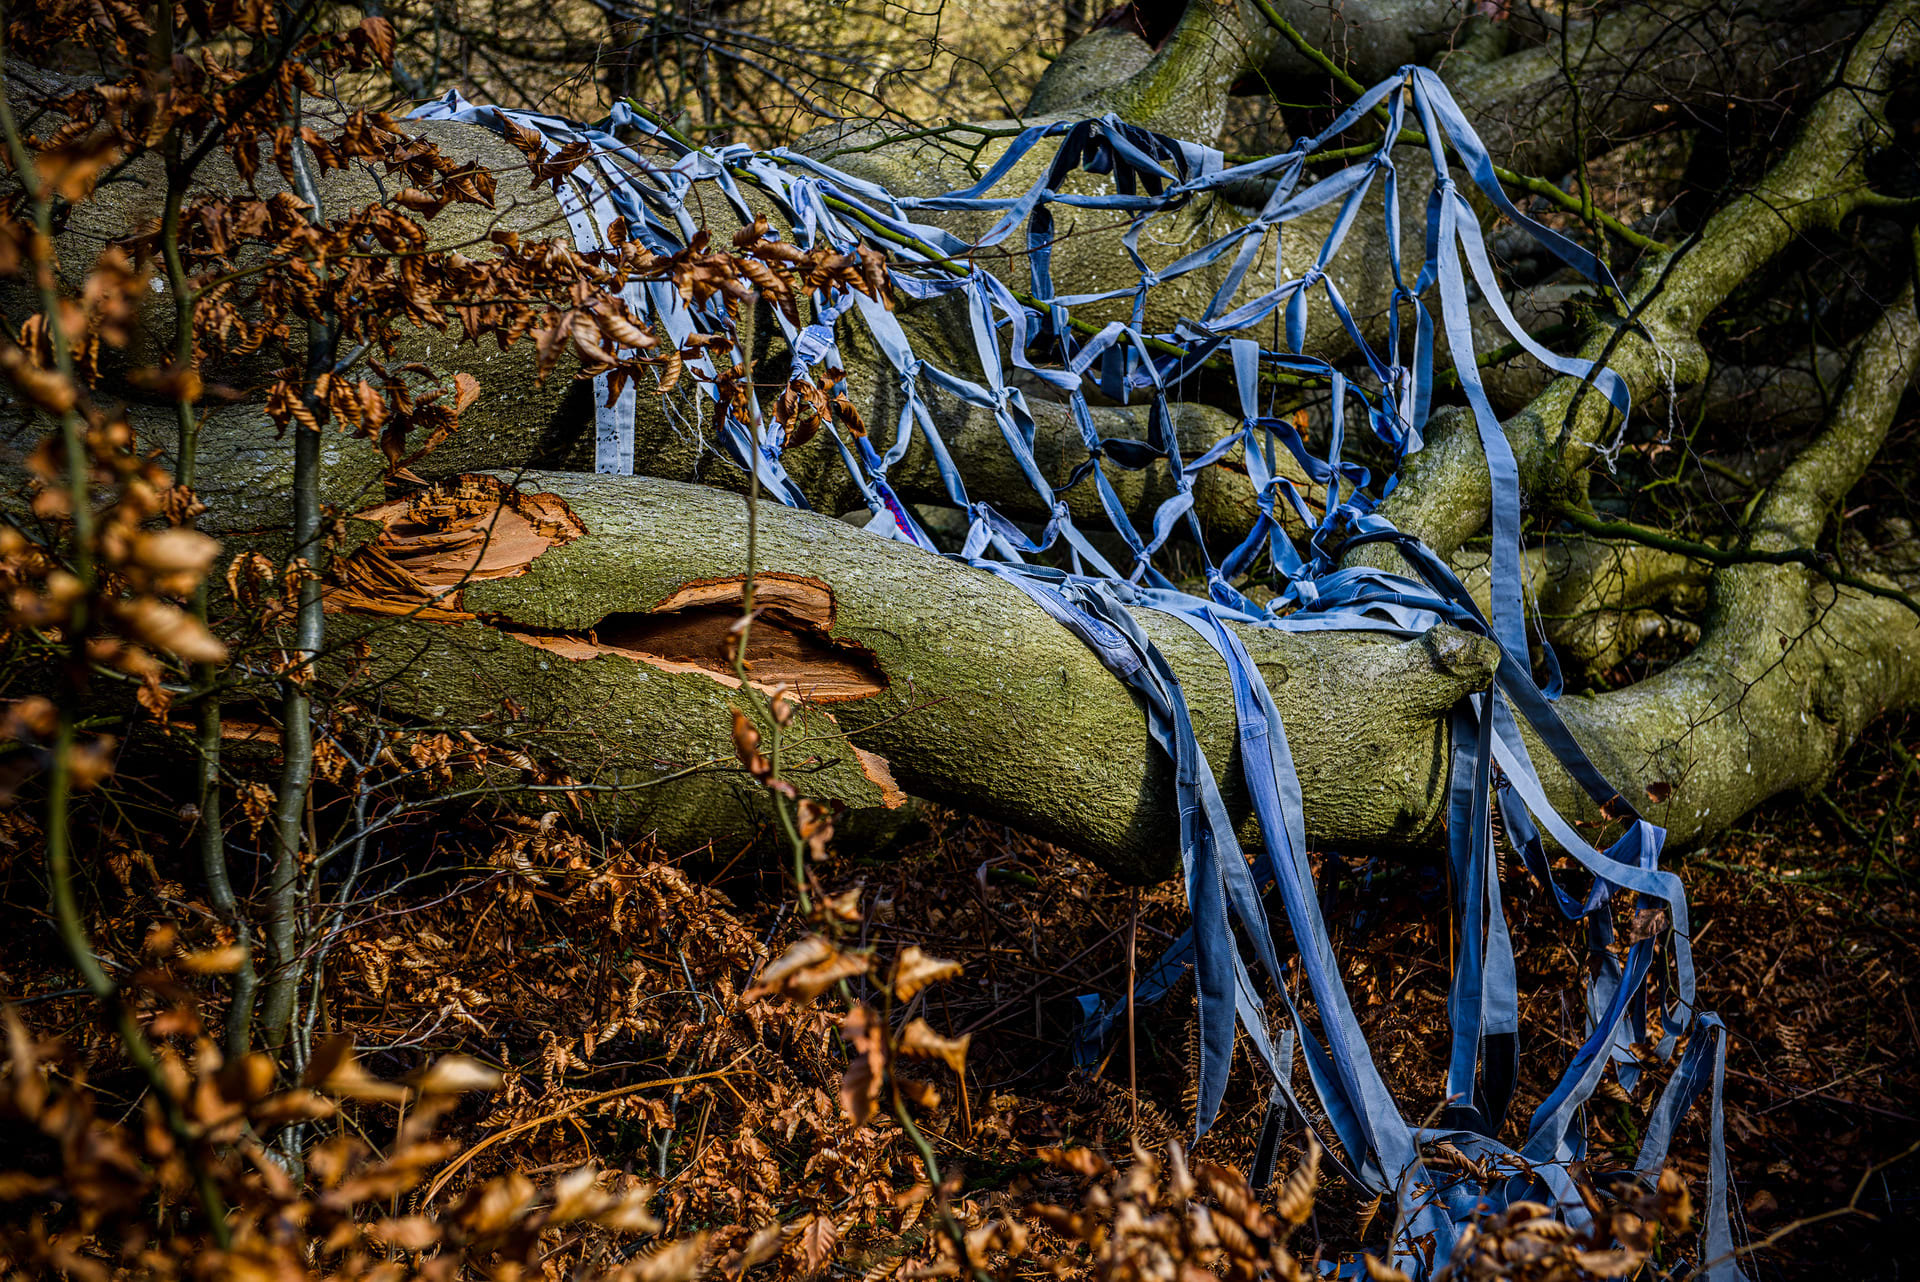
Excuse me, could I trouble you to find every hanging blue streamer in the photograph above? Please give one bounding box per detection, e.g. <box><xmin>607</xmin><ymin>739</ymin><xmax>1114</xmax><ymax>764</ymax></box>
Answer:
<box><xmin>412</xmin><ymin>73</ymin><xmax>1745</xmax><ymax>1281</ymax></box>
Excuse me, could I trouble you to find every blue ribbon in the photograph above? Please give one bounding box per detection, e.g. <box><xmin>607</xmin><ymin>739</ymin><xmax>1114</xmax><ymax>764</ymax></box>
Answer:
<box><xmin>410</xmin><ymin>76</ymin><xmax>1744</xmax><ymax>1281</ymax></box>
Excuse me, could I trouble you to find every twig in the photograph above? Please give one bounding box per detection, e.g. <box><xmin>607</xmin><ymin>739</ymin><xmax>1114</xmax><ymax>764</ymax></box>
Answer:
<box><xmin>420</xmin><ymin>1055</ymin><xmax>752</xmax><ymax>1204</ymax></box>
<box><xmin>1703</xmin><ymin>1139</ymin><xmax>1920</xmax><ymax>1269</ymax></box>
<box><xmin>1560</xmin><ymin>507</ymin><xmax>1920</xmax><ymax>619</ymax></box>
<box><xmin>1126</xmin><ymin>885</ymin><xmax>1139</xmax><ymax>1135</ymax></box>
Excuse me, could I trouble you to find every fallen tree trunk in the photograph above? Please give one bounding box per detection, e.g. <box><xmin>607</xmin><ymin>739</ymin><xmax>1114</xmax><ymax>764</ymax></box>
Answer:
<box><xmin>314</xmin><ymin>469</ymin><xmax>1501</xmax><ymax>880</ymax></box>
<box><xmin>310</xmin><ymin>450</ymin><xmax>1920</xmax><ymax>881</ymax></box>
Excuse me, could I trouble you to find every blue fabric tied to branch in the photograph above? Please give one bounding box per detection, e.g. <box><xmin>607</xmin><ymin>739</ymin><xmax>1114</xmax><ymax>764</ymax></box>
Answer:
<box><xmin>413</xmin><ymin>69</ymin><xmax>1746</xmax><ymax>1281</ymax></box>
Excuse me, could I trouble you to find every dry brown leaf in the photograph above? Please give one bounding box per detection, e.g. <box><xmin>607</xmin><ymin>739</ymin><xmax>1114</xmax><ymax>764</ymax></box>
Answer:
<box><xmin>631</xmin><ymin>1232</ymin><xmax>709</xmax><ymax>1282</ymax></box>
<box><xmin>747</xmin><ymin>935</ymin><xmax>870</xmax><ymax>1003</ymax></box>
<box><xmin>368</xmin><ymin>1216</ymin><xmax>440</xmax><ymax>1250</ymax></box>
<box><xmin>801</xmin><ymin>1212</ymin><xmax>838</xmax><ymax>1275</ymax></box>
<box><xmin>412</xmin><ymin>1054</ymin><xmax>503</xmax><ymax>1095</ymax></box>
<box><xmin>1037</xmin><ymin>1147</ymin><xmax>1110</xmax><ymax>1178</ymax></box>
<box><xmin>118</xmin><ymin>598</ymin><xmax>228</xmax><ymax>663</ymax></box>
<box><xmin>1362</xmin><ymin>1254</ymin><xmax>1412</xmax><ymax>1282</ymax></box>
<box><xmin>452</xmin><ymin>371</ymin><xmax>482</xmax><ymax>414</ymax></box>
<box><xmin>895</xmin><ymin>1018</ymin><xmax>969</xmax><ymax>1076</ymax></box>
<box><xmin>177</xmin><ymin>945</ymin><xmax>248</xmax><ymax>974</ymax></box>
<box><xmin>890</xmin><ymin>945</ymin><xmax>962</xmax><ymax>1001</ymax></box>
<box><xmin>839</xmin><ymin>1003</ymin><xmax>885</xmax><ymax>1126</ymax></box>
<box><xmin>304</xmin><ymin>1033</ymin><xmax>409</xmax><ymax>1104</ymax></box>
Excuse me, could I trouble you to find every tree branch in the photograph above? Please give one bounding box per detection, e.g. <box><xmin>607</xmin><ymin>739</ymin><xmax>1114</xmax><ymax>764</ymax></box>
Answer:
<box><xmin>1376</xmin><ymin>0</ymin><xmax>1920</xmax><ymax>559</ymax></box>
<box><xmin>1749</xmin><ymin>231</ymin><xmax>1920</xmax><ymax>550</ymax></box>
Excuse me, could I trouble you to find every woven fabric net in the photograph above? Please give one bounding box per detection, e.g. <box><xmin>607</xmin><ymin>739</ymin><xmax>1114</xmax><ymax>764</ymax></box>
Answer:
<box><xmin>412</xmin><ymin>68</ymin><xmax>1746</xmax><ymax>1280</ymax></box>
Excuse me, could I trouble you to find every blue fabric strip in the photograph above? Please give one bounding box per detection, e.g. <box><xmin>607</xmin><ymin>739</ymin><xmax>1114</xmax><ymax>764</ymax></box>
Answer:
<box><xmin>411</xmin><ymin>75</ymin><xmax>1741</xmax><ymax>1280</ymax></box>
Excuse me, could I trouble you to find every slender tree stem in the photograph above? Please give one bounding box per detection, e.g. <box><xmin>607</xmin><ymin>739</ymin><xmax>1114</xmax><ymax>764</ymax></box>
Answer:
<box><xmin>260</xmin><ymin>84</ymin><xmax>334</xmax><ymax>1058</ymax></box>
<box><xmin>157</xmin><ymin>50</ymin><xmax>256</xmax><ymax>1059</ymax></box>
<box><xmin>0</xmin><ymin>25</ymin><xmax>231</xmax><ymax>1243</ymax></box>
<box><xmin>1126</xmin><ymin>885</ymin><xmax>1138</xmax><ymax>1134</ymax></box>
<box><xmin>891</xmin><ymin>1081</ymin><xmax>992</xmax><ymax>1282</ymax></box>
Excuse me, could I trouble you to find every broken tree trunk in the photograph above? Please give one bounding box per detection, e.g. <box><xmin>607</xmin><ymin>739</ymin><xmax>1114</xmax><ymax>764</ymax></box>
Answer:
<box><xmin>315</xmin><ymin>470</ymin><xmax>1499</xmax><ymax>881</ymax></box>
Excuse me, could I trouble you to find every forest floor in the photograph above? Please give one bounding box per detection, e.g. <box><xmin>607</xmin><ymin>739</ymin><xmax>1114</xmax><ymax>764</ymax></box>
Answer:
<box><xmin>1</xmin><ymin>716</ymin><xmax>1916</xmax><ymax>1280</ymax></box>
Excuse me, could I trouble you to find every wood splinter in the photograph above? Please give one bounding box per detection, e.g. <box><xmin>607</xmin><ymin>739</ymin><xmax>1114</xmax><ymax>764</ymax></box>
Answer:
<box><xmin>326</xmin><ymin>479</ymin><xmax>886</xmax><ymax>703</ymax></box>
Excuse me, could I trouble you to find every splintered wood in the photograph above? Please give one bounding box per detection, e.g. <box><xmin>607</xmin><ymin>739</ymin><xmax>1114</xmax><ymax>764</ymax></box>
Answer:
<box><xmin>326</xmin><ymin>475</ymin><xmax>587</xmax><ymax>619</ymax></box>
<box><xmin>327</xmin><ymin>479</ymin><xmax>885</xmax><ymax>702</ymax></box>
<box><xmin>508</xmin><ymin>572</ymin><xmax>887</xmax><ymax>703</ymax></box>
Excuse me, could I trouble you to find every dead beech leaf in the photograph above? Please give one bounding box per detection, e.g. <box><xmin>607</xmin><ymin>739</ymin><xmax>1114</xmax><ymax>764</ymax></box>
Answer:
<box><xmin>368</xmin><ymin>1215</ymin><xmax>439</xmax><ymax>1251</ymax></box>
<box><xmin>547</xmin><ymin>1165</ymin><xmax>659</xmax><ymax>1232</ymax></box>
<box><xmin>351</xmin><ymin>14</ymin><xmax>397</xmax><ymax>66</ymax></box>
<box><xmin>1573</xmin><ymin>1249</ymin><xmax>1641</xmax><ymax>1275</ymax></box>
<box><xmin>1628</xmin><ymin>904</ymin><xmax>1670</xmax><ymax>945</ymax></box>
<box><xmin>632</xmin><ymin>1231</ymin><xmax>708</xmax><ymax>1282</ymax></box>
<box><xmin>411</xmin><ymin>1054</ymin><xmax>503</xmax><ymax>1095</ymax></box>
<box><xmin>896</xmin><ymin>1018</ymin><xmax>968</xmax><ymax>1076</ymax></box>
<box><xmin>746</xmin><ymin>935</ymin><xmax>870</xmax><ymax>1003</ymax></box>
<box><xmin>177</xmin><ymin>945</ymin><xmax>248</xmax><ymax>974</ymax></box>
<box><xmin>34</xmin><ymin>135</ymin><xmax>122</xmax><ymax>201</ymax></box>
<box><xmin>732</xmin><ymin>215</ymin><xmax>772</xmax><ymax>248</ymax></box>
<box><xmin>304</xmin><ymin>1033</ymin><xmax>409</xmax><ymax>1104</ymax></box>
<box><xmin>547</xmin><ymin>1165</ymin><xmax>609</xmax><ymax>1223</ymax></box>
<box><xmin>1275</xmin><ymin>1133</ymin><xmax>1321</xmax><ymax>1227</ymax></box>
<box><xmin>839</xmin><ymin>1003</ymin><xmax>885</xmax><ymax>1126</ymax></box>
<box><xmin>1657</xmin><ymin>1166</ymin><xmax>1694</xmax><ymax>1231</ymax></box>
<box><xmin>748</xmin><ymin>935</ymin><xmax>829</xmax><ymax>991</ymax></box>
<box><xmin>800</xmin><ymin>1211</ymin><xmax>838</xmax><ymax>1275</ymax></box>
<box><xmin>64</xmin><ymin>735</ymin><xmax>117</xmax><ymax>791</ymax></box>
<box><xmin>895</xmin><ymin>1077</ymin><xmax>941</xmax><ymax>1110</ymax></box>
<box><xmin>0</xmin><ymin>1173</ymin><xmax>55</xmax><ymax>1200</ymax></box>
<box><xmin>737</xmin><ymin>1223</ymin><xmax>784</xmax><ymax>1271</ymax></box>
<box><xmin>1363</xmin><ymin>1254</ymin><xmax>1412</xmax><ymax>1282</ymax></box>
<box><xmin>589</xmin><ymin>1186</ymin><xmax>662</xmax><ymax>1234</ymax></box>
<box><xmin>890</xmin><ymin>945</ymin><xmax>961</xmax><ymax>1002</ymax></box>
<box><xmin>655</xmin><ymin>347</ymin><xmax>683</xmax><ymax>394</ymax></box>
<box><xmin>451</xmin><ymin>371</ymin><xmax>481</xmax><ymax>415</ymax></box>
<box><xmin>216</xmin><ymin>1052</ymin><xmax>276</xmax><ymax>1104</ymax></box>
<box><xmin>822</xmin><ymin>885</ymin><xmax>862</xmax><ymax>923</ymax></box>
<box><xmin>250</xmin><ymin>1089</ymin><xmax>338</xmax><ymax>1124</ymax></box>
<box><xmin>119</xmin><ymin>598</ymin><xmax>228</xmax><ymax>663</ymax></box>
<box><xmin>730</xmin><ymin>709</ymin><xmax>763</xmax><ymax>769</ymax></box>
<box><xmin>1037</xmin><ymin>1147</ymin><xmax>1110</xmax><ymax>1178</ymax></box>
<box><xmin>237</xmin><ymin>779</ymin><xmax>274</xmax><ymax>840</ymax></box>
<box><xmin>0</xmin><ymin>347</ymin><xmax>77</xmax><ymax>413</ymax></box>
<box><xmin>797</xmin><ymin>798</ymin><xmax>834</xmax><ymax>861</ymax></box>
<box><xmin>598</xmin><ymin>309</ymin><xmax>658</xmax><ymax>350</ymax></box>
<box><xmin>133</xmin><ymin>529</ymin><xmax>220</xmax><ymax>597</ymax></box>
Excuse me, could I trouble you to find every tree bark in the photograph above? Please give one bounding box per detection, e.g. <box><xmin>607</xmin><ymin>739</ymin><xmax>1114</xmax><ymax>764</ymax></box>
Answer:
<box><xmin>307</xmin><ymin>469</ymin><xmax>1500</xmax><ymax>882</ymax></box>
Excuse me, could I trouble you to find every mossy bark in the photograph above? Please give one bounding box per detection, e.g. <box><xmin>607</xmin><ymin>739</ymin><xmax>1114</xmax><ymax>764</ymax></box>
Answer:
<box><xmin>323</xmin><ymin>469</ymin><xmax>1499</xmax><ymax>881</ymax></box>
